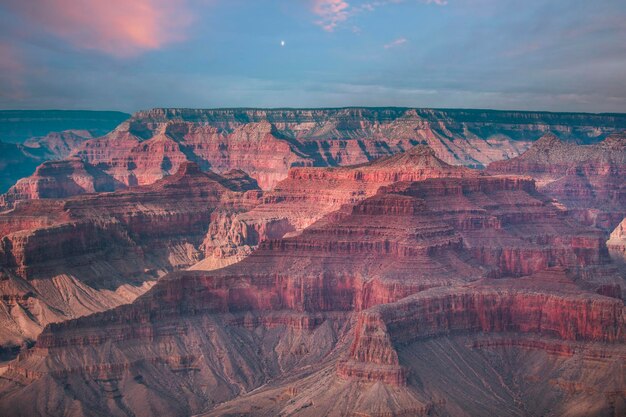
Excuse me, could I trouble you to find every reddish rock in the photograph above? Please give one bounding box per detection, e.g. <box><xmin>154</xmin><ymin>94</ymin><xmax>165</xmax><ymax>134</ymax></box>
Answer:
<box><xmin>196</xmin><ymin>145</ymin><xmax>477</xmax><ymax>270</ymax></box>
<box><xmin>1</xmin><ymin>168</ymin><xmax>623</xmax><ymax>416</ymax></box>
<box><xmin>608</xmin><ymin>217</ymin><xmax>626</xmax><ymax>262</ymax></box>
<box><xmin>8</xmin><ymin>108</ymin><xmax>625</xmax><ymax>207</ymax></box>
<box><xmin>0</xmin><ymin>130</ymin><xmax>93</xmax><ymax>195</ymax></box>
<box><xmin>0</xmin><ymin>158</ymin><xmax>123</xmax><ymax>207</ymax></box>
<box><xmin>488</xmin><ymin>132</ymin><xmax>626</xmax><ymax>229</ymax></box>
<box><xmin>0</xmin><ymin>122</ymin><xmax>625</xmax><ymax>416</ymax></box>
<box><xmin>23</xmin><ymin>129</ymin><xmax>93</xmax><ymax>159</ymax></box>
<box><xmin>343</xmin><ymin>273</ymin><xmax>625</xmax><ymax>386</ymax></box>
<box><xmin>0</xmin><ymin>140</ymin><xmax>43</xmax><ymax>194</ymax></box>
<box><xmin>0</xmin><ymin>162</ymin><xmax>260</xmax><ymax>350</ymax></box>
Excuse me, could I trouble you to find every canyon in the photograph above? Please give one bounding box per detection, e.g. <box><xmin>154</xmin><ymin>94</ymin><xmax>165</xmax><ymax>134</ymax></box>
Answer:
<box><xmin>488</xmin><ymin>132</ymin><xmax>626</xmax><ymax>231</ymax></box>
<box><xmin>0</xmin><ymin>110</ymin><xmax>128</xmax><ymax>194</ymax></box>
<box><xmin>4</xmin><ymin>108</ymin><xmax>626</xmax><ymax>207</ymax></box>
<box><xmin>0</xmin><ymin>162</ymin><xmax>260</xmax><ymax>353</ymax></box>
<box><xmin>0</xmin><ymin>108</ymin><xmax>625</xmax><ymax>416</ymax></box>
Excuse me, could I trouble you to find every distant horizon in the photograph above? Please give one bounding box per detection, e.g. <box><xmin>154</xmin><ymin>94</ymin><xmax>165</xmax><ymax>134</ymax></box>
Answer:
<box><xmin>2</xmin><ymin>106</ymin><xmax>626</xmax><ymax>116</ymax></box>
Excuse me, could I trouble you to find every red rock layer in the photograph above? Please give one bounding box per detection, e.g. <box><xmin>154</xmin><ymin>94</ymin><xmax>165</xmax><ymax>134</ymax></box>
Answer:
<box><xmin>0</xmin><ymin>158</ymin><xmax>124</xmax><ymax>207</ymax></box>
<box><xmin>488</xmin><ymin>132</ymin><xmax>626</xmax><ymax>230</ymax></box>
<box><xmin>608</xmin><ymin>217</ymin><xmax>626</xmax><ymax>262</ymax></box>
<box><xmin>7</xmin><ymin>108</ymin><xmax>624</xmax><ymax>207</ymax></box>
<box><xmin>0</xmin><ymin>130</ymin><xmax>93</xmax><ymax>195</ymax></box>
<box><xmin>0</xmin><ymin>157</ymin><xmax>623</xmax><ymax>416</ymax></box>
<box><xmin>72</xmin><ymin>121</ymin><xmax>311</xmax><ymax>191</ymax></box>
<box><xmin>341</xmin><ymin>274</ymin><xmax>626</xmax><ymax>386</ymax></box>
<box><xmin>0</xmin><ymin>140</ymin><xmax>44</xmax><ymax>194</ymax></box>
<box><xmin>27</xmin><ymin>174</ymin><xmax>611</xmax><ymax>349</ymax></box>
<box><xmin>196</xmin><ymin>145</ymin><xmax>477</xmax><ymax>270</ymax></box>
<box><xmin>23</xmin><ymin>129</ymin><xmax>93</xmax><ymax>159</ymax></box>
<box><xmin>0</xmin><ymin>163</ymin><xmax>260</xmax><ymax>350</ymax></box>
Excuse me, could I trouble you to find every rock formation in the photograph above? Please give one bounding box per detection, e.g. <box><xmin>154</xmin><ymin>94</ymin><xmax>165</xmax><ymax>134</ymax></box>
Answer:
<box><xmin>1</xmin><ymin>162</ymin><xmax>622</xmax><ymax>417</ymax></box>
<box><xmin>488</xmin><ymin>132</ymin><xmax>626</xmax><ymax>230</ymax></box>
<box><xmin>608</xmin><ymin>217</ymin><xmax>626</xmax><ymax>262</ymax></box>
<box><xmin>23</xmin><ymin>130</ymin><xmax>93</xmax><ymax>159</ymax></box>
<box><xmin>5</xmin><ymin>108</ymin><xmax>626</xmax><ymax>207</ymax></box>
<box><xmin>0</xmin><ymin>158</ymin><xmax>124</xmax><ymax>207</ymax></box>
<box><xmin>1</xmin><ymin>109</ymin><xmax>626</xmax><ymax>416</ymax></box>
<box><xmin>0</xmin><ymin>141</ymin><xmax>43</xmax><ymax>194</ymax></box>
<box><xmin>0</xmin><ymin>163</ymin><xmax>260</xmax><ymax>353</ymax></box>
<box><xmin>196</xmin><ymin>145</ymin><xmax>477</xmax><ymax>270</ymax></box>
<box><xmin>0</xmin><ymin>130</ymin><xmax>101</xmax><ymax>195</ymax></box>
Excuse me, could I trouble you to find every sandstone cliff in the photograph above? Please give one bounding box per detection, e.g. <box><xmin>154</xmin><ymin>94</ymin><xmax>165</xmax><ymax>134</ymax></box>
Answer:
<box><xmin>195</xmin><ymin>145</ymin><xmax>477</xmax><ymax>270</ymax></box>
<box><xmin>1</xmin><ymin>168</ymin><xmax>622</xmax><ymax>417</ymax></box>
<box><xmin>608</xmin><ymin>217</ymin><xmax>626</xmax><ymax>262</ymax></box>
<box><xmin>0</xmin><ymin>163</ymin><xmax>260</xmax><ymax>352</ymax></box>
<box><xmin>5</xmin><ymin>108</ymin><xmax>626</xmax><ymax>207</ymax></box>
<box><xmin>488</xmin><ymin>132</ymin><xmax>626</xmax><ymax>230</ymax></box>
<box><xmin>0</xmin><ymin>132</ymin><xmax>94</xmax><ymax>195</ymax></box>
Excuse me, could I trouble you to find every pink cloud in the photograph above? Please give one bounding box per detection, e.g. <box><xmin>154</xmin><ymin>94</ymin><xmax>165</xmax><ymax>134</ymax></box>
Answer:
<box><xmin>312</xmin><ymin>0</ymin><xmax>350</xmax><ymax>32</ymax></box>
<box><xmin>384</xmin><ymin>37</ymin><xmax>408</xmax><ymax>49</ymax></box>
<box><xmin>3</xmin><ymin>0</ymin><xmax>194</xmax><ymax>57</ymax></box>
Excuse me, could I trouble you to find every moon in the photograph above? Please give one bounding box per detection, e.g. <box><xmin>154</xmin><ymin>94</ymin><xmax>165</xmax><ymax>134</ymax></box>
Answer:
<box><xmin>280</xmin><ymin>40</ymin><xmax>285</xmax><ymax>47</ymax></box>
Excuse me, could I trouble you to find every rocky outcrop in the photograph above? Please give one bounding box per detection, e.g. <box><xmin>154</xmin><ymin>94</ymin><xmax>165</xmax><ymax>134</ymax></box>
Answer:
<box><xmin>0</xmin><ymin>132</ymin><xmax>99</xmax><ymax>199</ymax></box>
<box><xmin>488</xmin><ymin>132</ymin><xmax>626</xmax><ymax>230</ymax></box>
<box><xmin>608</xmin><ymin>217</ymin><xmax>626</xmax><ymax>262</ymax></box>
<box><xmin>6</xmin><ymin>108</ymin><xmax>626</xmax><ymax>207</ymax></box>
<box><xmin>195</xmin><ymin>145</ymin><xmax>477</xmax><ymax>269</ymax></box>
<box><xmin>0</xmin><ymin>158</ymin><xmax>123</xmax><ymax>207</ymax></box>
<box><xmin>341</xmin><ymin>274</ymin><xmax>626</xmax><ymax>386</ymax></box>
<box><xmin>79</xmin><ymin>108</ymin><xmax>626</xmax><ymax>188</ymax></box>
<box><xmin>23</xmin><ymin>130</ymin><xmax>93</xmax><ymax>159</ymax></box>
<box><xmin>0</xmin><ymin>163</ymin><xmax>260</xmax><ymax>351</ymax></box>
<box><xmin>0</xmin><ymin>111</ymin><xmax>127</xmax><ymax>193</ymax></box>
<box><xmin>0</xmin><ymin>140</ymin><xmax>43</xmax><ymax>194</ymax></box>
<box><xmin>72</xmin><ymin>120</ymin><xmax>312</xmax><ymax>191</ymax></box>
<box><xmin>1</xmin><ymin>168</ymin><xmax>622</xmax><ymax>417</ymax></box>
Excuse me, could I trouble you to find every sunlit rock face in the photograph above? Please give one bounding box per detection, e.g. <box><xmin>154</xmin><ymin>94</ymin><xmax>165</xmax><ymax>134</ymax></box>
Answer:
<box><xmin>0</xmin><ymin>162</ymin><xmax>261</xmax><ymax>352</ymax></box>
<box><xmin>5</xmin><ymin>107</ymin><xmax>626</xmax><ymax>209</ymax></box>
<box><xmin>608</xmin><ymin>217</ymin><xmax>626</xmax><ymax>263</ymax></box>
<box><xmin>488</xmin><ymin>132</ymin><xmax>626</xmax><ymax>230</ymax></box>
<box><xmin>0</xmin><ymin>142</ymin><xmax>623</xmax><ymax>416</ymax></box>
<box><xmin>197</xmin><ymin>145</ymin><xmax>478</xmax><ymax>270</ymax></box>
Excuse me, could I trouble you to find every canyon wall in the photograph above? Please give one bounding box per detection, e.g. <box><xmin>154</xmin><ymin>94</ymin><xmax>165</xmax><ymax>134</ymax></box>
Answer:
<box><xmin>1</xmin><ymin>166</ymin><xmax>623</xmax><ymax>416</ymax></box>
<box><xmin>0</xmin><ymin>163</ymin><xmax>260</xmax><ymax>351</ymax></box>
<box><xmin>488</xmin><ymin>132</ymin><xmax>626</xmax><ymax>230</ymax></box>
<box><xmin>4</xmin><ymin>108</ymin><xmax>626</xmax><ymax>206</ymax></box>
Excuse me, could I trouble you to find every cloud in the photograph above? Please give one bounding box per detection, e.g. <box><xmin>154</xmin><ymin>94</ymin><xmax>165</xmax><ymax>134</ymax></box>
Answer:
<box><xmin>2</xmin><ymin>0</ymin><xmax>193</xmax><ymax>57</ymax></box>
<box><xmin>360</xmin><ymin>0</ymin><xmax>447</xmax><ymax>12</ymax></box>
<box><xmin>312</xmin><ymin>0</ymin><xmax>351</xmax><ymax>32</ymax></box>
<box><xmin>384</xmin><ymin>37</ymin><xmax>408</xmax><ymax>49</ymax></box>
<box><xmin>312</xmin><ymin>0</ymin><xmax>447</xmax><ymax>32</ymax></box>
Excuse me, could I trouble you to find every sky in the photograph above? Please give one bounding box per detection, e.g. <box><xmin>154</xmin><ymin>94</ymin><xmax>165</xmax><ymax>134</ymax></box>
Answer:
<box><xmin>0</xmin><ymin>0</ymin><xmax>625</xmax><ymax>113</ymax></box>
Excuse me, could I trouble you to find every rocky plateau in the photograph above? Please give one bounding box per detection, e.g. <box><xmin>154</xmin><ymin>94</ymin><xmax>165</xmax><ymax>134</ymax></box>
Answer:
<box><xmin>4</xmin><ymin>108</ymin><xmax>626</xmax><ymax>207</ymax></box>
<box><xmin>0</xmin><ymin>109</ymin><xmax>625</xmax><ymax>417</ymax></box>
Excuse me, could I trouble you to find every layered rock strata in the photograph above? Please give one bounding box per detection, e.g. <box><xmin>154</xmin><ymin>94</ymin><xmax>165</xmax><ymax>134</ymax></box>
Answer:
<box><xmin>488</xmin><ymin>132</ymin><xmax>626</xmax><ymax>230</ymax></box>
<box><xmin>6</xmin><ymin>108</ymin><xmax>626</xmax><ymax>207</ymax></box>
<box><xmin>196</xmin><ymin>145</ymin><xmax>477</xmax><ymax>269</ymax></box>
<box><xmin>1</xmin><ymin>171</ymin><xmax>622</xmax><ymax>416</ymax></box>
<box><xmin>0</xmin><ymin>163</ymin><xmax>260</xmax><ymax>351</ymax></box>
